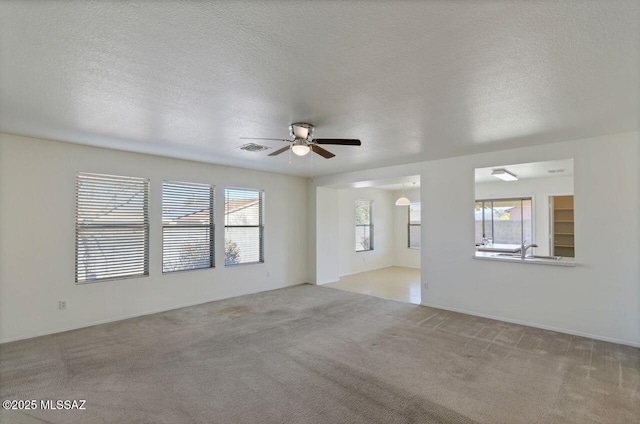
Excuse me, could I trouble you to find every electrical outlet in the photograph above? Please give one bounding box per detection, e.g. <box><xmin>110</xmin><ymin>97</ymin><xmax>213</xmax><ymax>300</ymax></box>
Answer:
<box><xmin>267</xmin><ymin>271</ymin><xmax>271</xmax><ymax>278</ymax></box>
<box><xmin>59</xmin><ymin>300</ymin><xmax>67</xmax><ymax>310</ymax></box>
<box><xmin>422</xmin><ymin>281</ymin><xmax>428</xmax><ymax>290</ymax></box>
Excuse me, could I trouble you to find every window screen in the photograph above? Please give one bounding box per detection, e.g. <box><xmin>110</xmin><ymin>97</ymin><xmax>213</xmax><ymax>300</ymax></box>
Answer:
<box><xmin>408</xmin><ymin>202</ymin><xmax>421</xmax><ymax>249</ymax></box>
<box><xmin>224</xmin><ymin>188</ymin><xmax>264</xmax><ymax>265</ymax></box>
<box><xmin>162</xmin><ymin>182</ymin><xmax>214</xmax><ymax>273</ymax></box>
<box><xmin>355</xmin><ymin>200</ymin><xmax>374</xmax><ymax>252</ymax></box>
<box><xmin>76</xmin><ymin>173</ymin><xmax>149</xmax><ymax>283</ymax></box>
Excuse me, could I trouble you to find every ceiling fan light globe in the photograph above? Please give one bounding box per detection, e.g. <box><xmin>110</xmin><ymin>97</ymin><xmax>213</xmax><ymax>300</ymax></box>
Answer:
<box><xmin>292</xmin><ymin>144</ymin><xmax>311</xmax><ymax>156</ymax></box>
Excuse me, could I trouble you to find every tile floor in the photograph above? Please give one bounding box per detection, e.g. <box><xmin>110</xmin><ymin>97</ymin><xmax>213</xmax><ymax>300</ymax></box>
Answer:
<box><xmin>324</xmin><ymin>266</ymin><xmax>421</xmax><ymax>304</ymax></box>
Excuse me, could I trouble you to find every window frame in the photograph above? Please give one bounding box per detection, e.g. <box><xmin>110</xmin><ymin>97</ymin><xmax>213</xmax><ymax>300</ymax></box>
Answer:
<box><xmin>162</xmin><ymin>181</ymin><xmax>215</xmax><ymax>274</ymax></box>
<box><xmin>475</xmin><ymin>197</ymin><xmax>534</xmax><ymax>245</ymax></box>
<box><xmin>355</xmin><ymin>199</ymin><xmax>374</xmax><ymax>252</ymax></box>
<box><xmin>408</xmin><ymin>201</ymin><xmax>421</xmax><ymax>249</ymax></box>
<box><xmin>224</xmin><ymin>187</ymin><xmax>265</xmax><ymax>266</ymax></box>
<box><xmin>75</xmin><ymin>172</ymin><xmax>149</xmax><ymax>284</ymax></box>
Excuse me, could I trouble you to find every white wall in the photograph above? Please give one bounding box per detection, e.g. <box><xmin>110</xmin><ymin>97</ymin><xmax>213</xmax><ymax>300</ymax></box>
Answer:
<box><xmin>315</xmin><ymin>187</ymin><xmax>340</xmax><ymax>284</ymax></box>
<box><xmin>312</xmin><ymin>132</ymin><xmax>640</xmax><ymax>346</ymax></box>
<box><xmin>392</xmin><ymin>187</ymin><xmax>421</xmax><ymax>268</ymax></box>
<box><xmin>475</xmin><ymin>176</ymin><xmax>574</xmax><ymax>256</ymax></box>
<box><xmin>338</xmin><ymin>188</ymin><xmax>394</xmax><ymax>276</ymax></box>
<box><xmin>0</xmin><ymin>134</ymin><xmax>309</xmax><ymax>343</ymax></box>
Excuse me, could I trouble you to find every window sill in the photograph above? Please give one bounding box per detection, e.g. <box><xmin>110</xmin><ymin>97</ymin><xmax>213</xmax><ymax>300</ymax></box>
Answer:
<box><xmin>162</xmin><ymin>266</ymin><xmax>214</xmax><ymax>274</ymax></box>
<box><xmin>473</xmin><ymin>252</ymin><xmax>575</xmax><ymax>267</ymax></box>
<box><xmin>76</xmin><ymin>273</ymin><xmax>150</xmax><ymax>285</ymax></box>
<box><xmin>225</xmin><ymin>261</ymin><xmax>264</xmax><ymax>267</ymax></box>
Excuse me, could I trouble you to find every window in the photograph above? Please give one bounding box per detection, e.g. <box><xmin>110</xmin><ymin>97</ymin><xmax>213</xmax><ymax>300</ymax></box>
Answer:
<box><xmin>224</xmin><ymin>188</ymin><xmax>264</xmax><ymax>265</ymax></box>
<box><xmin>162</xmin><ymin>182</ymin><xmax>214</xmax><ymax>273</ymax></box>
<box><xmin>408</xmin><ymin>202</ymin><xmax>421</xmax><ymax>249</ymax></box>
<box><xmin>76</xmin><ymin>173</ymin><xmax>149</xmax><ymax>283</ymax></box>
<box><xmin>475</xmin><ymin>198</ymin><xmax>533</xmax><ymax>245</ymax></box>
<box><xmin>355</xmin><ymin>200</ymin><xmax>374</xmax><ymax>251</ymax></box>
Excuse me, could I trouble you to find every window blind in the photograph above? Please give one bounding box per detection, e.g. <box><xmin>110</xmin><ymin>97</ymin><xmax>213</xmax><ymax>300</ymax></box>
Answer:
<box><xmin>224</xmin><ymin>188</ymin><xmax>264</xmax><ymax>265</ymax></box>
<box><xmin>162</xmin><ymin>182</ymin><xmax>214</xmax><ymax>273</ymax></box>
<box><xmin>408</xmin><ymin>202</ymin><xmax>421</xmax><ymax>249</ymax></box>
<box><xmin>355</xmin><ymin>200</ymin><xmax>374</xmax><ymax>251</ymax></box>
<box><xmin>76</xmin><ymin>173</ymin><xmax>149</xmax><ymax>283</ymax></box>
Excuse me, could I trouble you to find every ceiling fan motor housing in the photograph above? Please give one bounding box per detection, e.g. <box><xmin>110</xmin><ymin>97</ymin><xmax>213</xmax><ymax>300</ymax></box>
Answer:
<box><xmin>289</xmin><ymin>122</ymin><xmax>314</xmax><ymax>141</ymax></box>
<box><xmin>260</xmin><ymin>122</ymin><xmax>359</xmax><ymax>159</ymax></box>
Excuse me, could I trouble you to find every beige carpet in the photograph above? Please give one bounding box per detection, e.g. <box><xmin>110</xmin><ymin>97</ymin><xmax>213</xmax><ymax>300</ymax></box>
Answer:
<box><xmin>1</xmin><ymin>285</ymin><xmax>638</xmax><ymax>423</ymax></box>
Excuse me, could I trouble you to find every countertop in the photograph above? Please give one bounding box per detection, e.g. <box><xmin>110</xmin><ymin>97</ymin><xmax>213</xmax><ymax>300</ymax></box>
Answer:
<box><xmin>473</xmin><ymin>251</ymin><xmax>576</xmax><ymax>267</ymax></box>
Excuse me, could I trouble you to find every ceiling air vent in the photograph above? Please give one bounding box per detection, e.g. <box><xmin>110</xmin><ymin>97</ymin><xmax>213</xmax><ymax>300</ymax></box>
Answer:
<box><xmin>239</xmin><ymin>143</ymin><xmax>271</xmax><ymax>153</ymax></box>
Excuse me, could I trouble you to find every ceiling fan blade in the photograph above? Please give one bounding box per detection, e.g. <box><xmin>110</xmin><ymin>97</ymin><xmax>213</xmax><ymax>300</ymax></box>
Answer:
<box><xmin>311</xmin><ymin>145</ymin><xmax>335</xmax><ymax>159</ymax></box>
<box><xmin>240</xmin><ymin>137</ymin><xmax>290</xmax><ymax>142</ymax></box>
<box><xmin>313</xmin><ymin>138</ymin><xmax>361</xmax><ymax>146</ymax></box>
<box><xmin>268</xmin><ymin>146</ymin><xmax>291</xmax><ymax>156</ymax></box>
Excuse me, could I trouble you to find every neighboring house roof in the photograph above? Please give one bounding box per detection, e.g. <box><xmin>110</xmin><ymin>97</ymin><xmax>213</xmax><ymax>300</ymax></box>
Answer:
<box><xmin>81</xmin><ymin>194</ymin><xmax>259</xmax><ymax>225</ymax></box>
<box><xmin>171</xmin><ymin>199</ymin><xmax>259</xmax><ymax>225</ymax></box>
<box><xmin>224</xmin><ymin>199</ymin><xmax>259</xmax><ymax>215</ymax></box>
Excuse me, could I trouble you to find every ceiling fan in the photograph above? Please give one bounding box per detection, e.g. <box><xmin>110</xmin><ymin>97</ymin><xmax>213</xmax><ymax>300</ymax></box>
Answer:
<box><xmin>240</xmin><ymin>122</ymin><xmax>361</xmax><ymax>159</ymax></box>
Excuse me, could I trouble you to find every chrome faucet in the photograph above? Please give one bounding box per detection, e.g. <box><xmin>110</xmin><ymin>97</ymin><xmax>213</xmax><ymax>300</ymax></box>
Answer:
<box><xmin>521</xmin><ymin>240</ymin><xmax>538</xmax><ymax>259</ymax></box>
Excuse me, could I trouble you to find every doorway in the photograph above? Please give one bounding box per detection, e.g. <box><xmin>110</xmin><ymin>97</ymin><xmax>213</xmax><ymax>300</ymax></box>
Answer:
<box><xmin>315</xmin><ymin>176</ymin><xmax>421</xmax><ymax>305</ymax></box>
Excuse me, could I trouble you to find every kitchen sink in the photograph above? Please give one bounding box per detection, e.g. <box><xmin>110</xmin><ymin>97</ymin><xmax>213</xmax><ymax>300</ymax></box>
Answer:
<box><xmin>526</xmin><ymin>255</ymin><xmax>562</xmax><ymax>260</ymax></box>
<box><xmin>493</xmin><ymin>253</ymin><xmax>562</xmax><ymax>261</ymax></box>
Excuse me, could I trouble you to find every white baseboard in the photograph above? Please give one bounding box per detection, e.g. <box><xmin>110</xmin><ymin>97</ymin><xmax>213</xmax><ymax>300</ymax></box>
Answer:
<box><xmin>0</xmin><ymin>283</ymin><xmax>300</xmax><ymax>344</ymax></box>
<box><xmin>420</xmin><ymin>301</ymin><xmax>640</xmax><ymax>348</ymax></box>
<box><xmin>391</xmin><ymin>264</ymin><xmax>421</xmax><ymax>270</ymax></box>
<box><xmin>315</xmin><ymin>280</ymin><xmax>339</xmax><ymax>285</ymax></box>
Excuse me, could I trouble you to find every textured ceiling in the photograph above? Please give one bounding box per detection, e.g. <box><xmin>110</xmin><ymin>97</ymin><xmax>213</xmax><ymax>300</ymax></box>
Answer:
<box><xmin>1</xmin><ymin>1</ymin><xmax>639</xmax><ymax>177</ymax></box>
